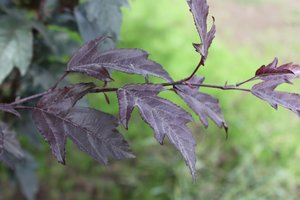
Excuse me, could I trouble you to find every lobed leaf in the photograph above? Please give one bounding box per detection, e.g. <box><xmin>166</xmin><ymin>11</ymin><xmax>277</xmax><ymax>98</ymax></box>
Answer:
<box><xmin>32</xmin><ymin>83</ymin><xmax>95</xmax><ymax>163</ymax></box>
<box><xmin>66</xmin><ymin>107</ymin><xmax>135</xmax><ymax>165</ymax></box>
<box><xmin>0</xmin><ymin>103</ymin><xmax>21</xmax><ymax>117</ymax></box>
<box><xmin>252</xmin><ymin>79</ymin><xmax>300</xmax><ymax>116</ymax></box>
<box><xmin>187</xmin><ymin>0</ymin><xmax>216</xmax><ymax>61</ymax></box>
<box><xmin>175</xmin><ymin>76</ymin><xmax>228</xmax><ymax>132</ymax></box>
<box><xmin>32</xmin><ymin>83</ymin><xmax>134</xmax><ymax>165</ymax></box>
<box><xmin>252</xmin><ymin>58</ymin><xmax>300</xmax><ymax>116</ymax></box>
<box><xmin>117</xmin><ymin>84</ymin><xmax>197</xmax><ymax>179</ymax></box>
<box><xmin>67</xmin><ymin>37</ymin><xmax>172</xmax><ymax>82</ymax></box>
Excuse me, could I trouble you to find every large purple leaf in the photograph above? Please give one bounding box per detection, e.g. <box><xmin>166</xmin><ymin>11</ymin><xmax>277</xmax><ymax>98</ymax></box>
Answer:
<box><xmin>117</xmin><ymin>84</ymin><xmax>197</xmax><ymax>179</ymax></box>
<box><xmin>66</xmin><ymin>107</ymin><xmax>135</xmax><ymax>165</ymax></box>
<box><xmin>0</xmin><ymin>103</ymin><xmax>20</xmax><ymax>117</ymax></box>
<box><xmin>0</xmin><ymin>122</ymin><xmax>24</xmax><ymax>168</ymax></box>
<box><xmin>255</xmin><ymin>58</ymin><xmax>300</xmax><ymax>79</ymax></box>
<box><xmin>175</xmin><ymin>76</ymin><xmax>227</xmax><ymax>131</ymax></box>
<box><xmin>67</xmin><ymin>37</ymin><xmax>172</xmax><ymax>82</ymax></box>
<box><xmin>187</xmin><ymin>0</ymin><xmax>216</xmax><ymax>61</ymax></box>
<box><xmin>32</xmin><ymin>83</ymin><xmax>95</xmax><ymax>163</ymax></box>
<box><xmin>251</xmin><ymin>79</ymin><xmax>300</xmax><ymax>116</ymax></box>
<box><xmin>32</xmin><ymin>83</ymin><xmax>134</xmax><ymax>164</ymax></box>
<box><xmin>33</xmin><ymin>106</ymin><xmax>134</xmax><ymax>165</ymax></box>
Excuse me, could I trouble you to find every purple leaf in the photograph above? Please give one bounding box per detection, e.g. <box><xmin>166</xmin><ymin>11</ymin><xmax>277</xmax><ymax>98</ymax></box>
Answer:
<box><xmin>253</xmin><ymin>58</ymin><xmax>300</xmax><ymax>116</ymax></box>
<box><xmin>0</xmin><ymin>122</ymin><xmax>24</xmax><ymax>168</ymax></box>
<box><xmin>66</xmin><ymin>107</ymin><xmax>135</xmax><ymax>165</ymax></box>
<box><xmin>36</xmin><ymin>83</ymin><xmax>95</xmax><ymax>116</ymax></box>
<box><xmin>252</xmin><ymin>79</ymin><xmax>300</xmax><ymax>116</ymax></box>
<box><xmin>67</xmin><ymin>37</ymin><xmax>172</xmax><ymax>82</ymax></box>
<box><xmin>175</xmin><ymin>76</ymin><xmax>228</xmax><ymax>131</ymax></box>
<box><xmin>117</xmin><ymin>84</ymin><xmax>197</xmax><ymax>179</ymax></box>
<box><xmin>187</xmin><ymin>0</ymin><xmax>216</xmax><ymax>61</ymax></box>
<box><xmin>67</xmin><ymin>37</ymin><xmax>112</xmax><ymax>82</ymax></box>
<box><xmin>32</xmin><ymin>83</ymin><xmax>95</xmax><ymax>163</ymax></box>
<box><xmin>32</xmin><ymin>83</ymin><xmax>134</xmax><ymax>165</ymax></box>
<box><xmin>0</xmin><ymin>103</ymin><xmax>20</xmax><ymax>117</ymax></box>
<box><xmin>255</xmin><ymin>58</ymin><xmax>300</xmax><ymax>78</ymax></box>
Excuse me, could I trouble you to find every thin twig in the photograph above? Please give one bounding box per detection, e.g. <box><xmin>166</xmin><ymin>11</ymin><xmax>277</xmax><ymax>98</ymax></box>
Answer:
<box><xmin>90</xmin><ymin>87</ymin><xmax>118</xmax><ymax>93</ymax></box>
<box><xmin>8</xmin><ymin>61</ymin><xmax>254</xmax><ymax>107</ymax></box>
<box><xmin>14</xmin><ymin>105</ymin><xmax>35</xmax><ymax>110</ymax></box>
<box><xmin>191</xmin><ymin>83</ymin><xmax>251</xmax><ymax>92</ymax></box>
<box><xmin>184</xmin><ymin>56</ymin><xmax>205</xmax><ymax>81</ymax></box>
<box><xmin>235</xmin><ymin>76</ymin><xmax>257</xmax><ymax>87</ymax></box>
<box><xmin>10</xmin><ymin>91</ymin><xmax>50</xmax><ymax>106</ymax></box>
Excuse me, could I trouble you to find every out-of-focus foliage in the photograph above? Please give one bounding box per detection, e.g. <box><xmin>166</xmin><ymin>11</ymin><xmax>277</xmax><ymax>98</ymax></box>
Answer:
<box><xmin>75</xmin><ymin>0</ymin><xmax>127</xmax><ymax>50</ymax></box>
<box><xmin>0</xmin><ymin>15</ymin><xmax>33</xmax><ymax>83</ymax></box>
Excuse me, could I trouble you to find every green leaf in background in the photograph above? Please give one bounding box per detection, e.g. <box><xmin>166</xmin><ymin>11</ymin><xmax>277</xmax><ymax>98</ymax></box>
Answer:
<box><xmin>74</xmin><ymin>0</ymin><xmax>128</xmax><ymax>50</ymax></box>
<box><xmin>0</xmin><ymin>15</ymin><xmax>33</xmax><ymax>84</ymax></box>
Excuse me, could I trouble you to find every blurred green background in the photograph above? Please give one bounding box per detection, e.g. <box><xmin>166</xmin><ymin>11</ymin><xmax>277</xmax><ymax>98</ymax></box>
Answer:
<box><xmin>2</xmin><ymin>0</ymin><xmax>300</xmax><ymax>199</ymax></box>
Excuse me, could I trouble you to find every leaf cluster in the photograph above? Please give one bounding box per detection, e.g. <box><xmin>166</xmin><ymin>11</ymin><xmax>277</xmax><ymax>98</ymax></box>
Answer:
<box><xmin>1</xmin><ymin>0</ymin><xmax>300</xmax><ymax>194</ymax></box>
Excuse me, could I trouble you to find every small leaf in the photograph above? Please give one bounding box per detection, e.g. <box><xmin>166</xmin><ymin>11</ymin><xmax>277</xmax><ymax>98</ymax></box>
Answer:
<box><xmin>67</xmin><ymin>37</ymin><xmax>172</xmax><ymax>82</ymax></box>
<box><xmin>187</xmin><ymin>0</ymin><xmax>216</xmax><ymax>61</ymax></box>
<box><xmin>117</xmin><ymin>84</ymin><xmax>197</xmax><ymax>179</ymax></box>
<box><xmin>0</xmin><ymin>15</ymin><xmax>33</xmax><ymax>83</ymax></box>
<box><xmin>0</xmin><ymin>103</ymin><xmax>20</xmax><ymax>117</ymax></box>
<box><xmin>252</xmin><ymin>58</ymin><xmax>300</xmax><ymax>116</ymax></box>
<box><xmin>252</xmin><ymin>79</ymin><xmax>300</xmax><ymax>116</ymax></box>
<box><xmin>255</xmin><ymin>58</ymin><xmax>300</xmax><ymax>78</ymax></box>
<box><xmin>175</xmin><ymin>76</ymin><xmax>228</xmax><ymax>131</ymax></box>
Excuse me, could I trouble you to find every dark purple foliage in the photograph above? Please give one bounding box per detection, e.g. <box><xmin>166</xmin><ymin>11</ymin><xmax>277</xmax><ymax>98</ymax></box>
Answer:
<box><xmin>67</xmin><ymin>37</ymin><xmax>172</xmax><ymax>82</ymax></box>
<box><xmin>32</xmin><ymin>83</ymin><xmax>96</xmax><ymax>163</ymax></box>
<box><xmin>187</xmin><ymin>0</ymin><xmax>216</xmax><ymax>61</ymax></box>
<box><xmin>252</xmin><ymin>59</ymin><xmax>300</xmax><ymax>115</ymax></box>
<box><xmin>66</xmin><ymin>107</ymin><xmax>135</xmax><ymax>165</ymax></box>
<box><xmin>117</xmin><ymin>84</ymin><xmax>196</xmax><ymax>179</ymax></box>
<box><xmin>252</xmin><ymin>79</ymin><xmax>300</xmax><ymax>116</ymax></box>
<box><xmin>32</xmin><ymin>83</ymin><xmax>133</xmax><ymax>164</ymax></box>
<box><xmin>175</xmin><ymin>76</ymin><xmax>227</xmax><ymax>132</ymax></box>
<box><xmin>0</xmin><ymin>103</ymin><xmax>20</xmax><ymax>117</ymax></box>
<box><xmin>2</xmin><ymin>0</ymin><xmax>300</xmax><ymax>182</ymax></box>
<box><xmin>256</xmin><ymin>57</ymin><xmax>300</xmax><ymax>79</ymax></box>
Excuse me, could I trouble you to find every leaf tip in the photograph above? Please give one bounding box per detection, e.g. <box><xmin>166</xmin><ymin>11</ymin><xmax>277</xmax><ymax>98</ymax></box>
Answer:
<box><xmin>57</xmin><ymin>158</ymin><xmax>66</xmax><ymax>165</ymax></box>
